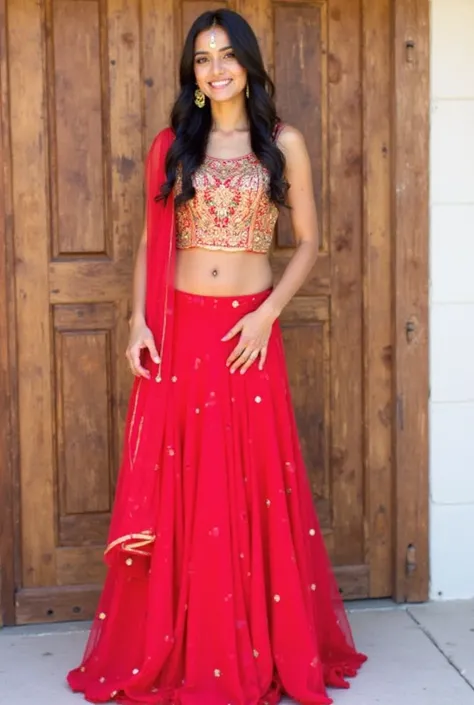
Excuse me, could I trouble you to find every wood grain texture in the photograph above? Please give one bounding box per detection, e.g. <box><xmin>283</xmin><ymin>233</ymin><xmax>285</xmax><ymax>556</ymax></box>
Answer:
<box><xmin>362</xmin><ymin>0</ymin><xmax>393</xmax><ymax>597</ymax></box>
<box><xmin>107</xmin><ymin>0</ymin><xmax>144</xmax><ymax>470</ymax></box>
<box><xmin>1</xmin><ymin>0</ymin><xmax>430</xmax><ymax>622</ymax></box>
<box><xmin>237</xmin><ymin>0</ymin><xmax>273</xmax><ymax>73</ymax></box>
<box><xmin>53</xmin><ymin>302</ymin><xmax>116</xmax><ymax>524</ymax></box>
<box><xmin>328</xmin><ymin>0</ymin><xmax>364</xmax><ymax>567</ymax></box>
<box><xmin>56</xmin><ymin>331</ymin><xmax>112</xmax><ymax>515</ymax></box>
<box><xmin>15</xmin><ymin>585</ymin><xmax>102</xmax><ymax>625</ymax></box>
<box><xmin>273</xmin><ymin>2</ymin><xmax>325</xmax><ymax>248</ymax></box>
<box><xmin>142</xmin><ymin>0</ymin><xmax>176</xmax><ymax>145</ymax></box>
<box><xmin>392</xmin><ymin>0</ymin><xmax>430</xmax><ymax>602</ymax></box>
<box><xmin>51</xmin><ymin>0</ymin><xmax>106</xmax><ymax>256</ymax></box>
<box><xmin>0</xmin><ymin>0</ymin><xmax>18</xmax><ymax>626</ymax></box>
<box><xmin>9</xmin><ymin>0</ymin><xmax>57</xmax><ymax>590</ymax></box>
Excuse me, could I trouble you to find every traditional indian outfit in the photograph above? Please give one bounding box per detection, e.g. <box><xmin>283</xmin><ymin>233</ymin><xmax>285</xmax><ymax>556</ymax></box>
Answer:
<box><xmin>67</xmin><ymin>127</ymin><xmax>366</xmax><ymax>705</ymax></box>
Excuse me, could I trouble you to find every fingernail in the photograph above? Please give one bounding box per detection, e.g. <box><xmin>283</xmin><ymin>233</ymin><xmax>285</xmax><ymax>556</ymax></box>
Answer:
<box><xmin>230</xmin><ymin>369</ymin><xmax>235</xmax><ymax>374</ymax></box>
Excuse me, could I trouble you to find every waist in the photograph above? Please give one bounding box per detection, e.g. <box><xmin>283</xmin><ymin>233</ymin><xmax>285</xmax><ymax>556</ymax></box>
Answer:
<box><xmin>175</xmin><ymin>248</ymin><xmax>273</xmax><ymax>297</ymax></box>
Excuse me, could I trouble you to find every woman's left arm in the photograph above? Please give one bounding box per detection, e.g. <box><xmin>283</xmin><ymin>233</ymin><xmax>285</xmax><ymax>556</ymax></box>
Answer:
<box><xmin>223</xmin><ymin>126</ymin><xmax>319</xmax><ymax>374</ymax></box>
<box><xmin>261</xmin><ymin>125</ymin><xmax>319</xmax><ymax>318</ymax></box>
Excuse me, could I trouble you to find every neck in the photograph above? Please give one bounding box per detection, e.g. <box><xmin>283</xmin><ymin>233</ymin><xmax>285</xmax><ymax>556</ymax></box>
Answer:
<box><xmin>210</xmin><ymin>97</ymin><xmax>248</xmax><ymax>134</ymax></box>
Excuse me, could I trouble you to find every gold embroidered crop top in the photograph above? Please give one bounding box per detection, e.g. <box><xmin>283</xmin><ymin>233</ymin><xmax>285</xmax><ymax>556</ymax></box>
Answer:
<box><xmin>175</xmin><ymin>153</ymin><xmax>279</xmax><ymax>254</ymax></box>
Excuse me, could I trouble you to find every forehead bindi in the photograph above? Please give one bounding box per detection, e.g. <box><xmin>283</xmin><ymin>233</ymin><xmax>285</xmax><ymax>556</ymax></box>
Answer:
<box><xmin>194</xmin><ymin>26</ymin><xmax>231</xmax><ymax>54</ymax></box>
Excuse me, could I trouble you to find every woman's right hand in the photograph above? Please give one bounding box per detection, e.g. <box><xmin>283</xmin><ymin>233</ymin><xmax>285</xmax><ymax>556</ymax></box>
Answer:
<box><xmin>126</xmin><ymin>318</ymin><xmax>160</xmax><ymax>379</ymax></box>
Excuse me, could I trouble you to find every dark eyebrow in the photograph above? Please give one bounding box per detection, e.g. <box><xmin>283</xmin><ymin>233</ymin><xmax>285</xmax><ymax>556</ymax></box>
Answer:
<box><xmin>194</xmin><ymin>45</ymin><xmax>233</xmax><ymax>56</ymax></box>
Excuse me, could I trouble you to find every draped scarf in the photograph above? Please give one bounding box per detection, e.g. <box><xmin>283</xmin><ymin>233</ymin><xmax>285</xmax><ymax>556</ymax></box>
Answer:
<box><xmin>105</xmin><ymin>127</ymin><xmax>176</xmax><ymax>563</ymax></box>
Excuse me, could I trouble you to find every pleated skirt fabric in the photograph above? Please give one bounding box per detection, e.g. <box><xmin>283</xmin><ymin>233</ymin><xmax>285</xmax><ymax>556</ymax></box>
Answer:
<box><xmin>67</xmin><ymin>288</ymin><xmax>366</xmax><ymax>705</ymax></box>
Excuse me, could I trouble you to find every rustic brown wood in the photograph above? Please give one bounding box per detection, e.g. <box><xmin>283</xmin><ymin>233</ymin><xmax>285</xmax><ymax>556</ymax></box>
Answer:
<box><xmin>1</xmin><ymin>0</ymin><xmax>430</xmax><ymax>623</ymax></box>
<box><xmin>362</xmin><ymin>0</ymin><xmax>393</xmax><ymax>597</ymax></box>
<box><xmin>392</xmin><ymin>0</ymin><xmax>430</xmax><ymax>602</ymax></box>
<box><xmin>3</xmin><ymin>0</ymin><xmax>151</xmax><ymax>620</ymax></box>
<box><xmin>273</xmin><ymin>2</ymin><xmax>325</xmax><ymax>249</ymax></box>
<box><xmin>50</xmin><ymin>0</ymin><xmax>107</xmax><ymax>257</ymax></box>
<box><xmin>15</xmin><ymin>585</ymin><xmax>102</xmax><ymax>625</ymax></box>
<box><xmin>108</xmin><ymin>0</ymin><xmax>146</xmax><ymax>468</ymax></box>
<box><xmin>333</xmin><ymin>565</ymin><xmax>370</xmax><ymax>600</ymax></box>
<box><xmin>142</xmin><ymin>0</ymin><xmax>176</xmax><ymax>145</ymax></box>
<box><xmin>9</xmin><ymin>0</ymin><xmax>57</xmax><ymax>590</ymax></box>
<box><xmin>56</xmin><ymin>548</ymin><xmax>107</xmax><ymax>587</ymax></box>
<box><xmin>60</xmin><ymin>514</ymin><xmax>110</xmax><ymax>548</ymax></box>
<box><xmin>0</xmin><ymin>0</ymin><xmax>16</xmax><ymax>627</ymax></box>
<box><xmin>327</xmin><ymin>0</ymin><xmax>364</xmax><ymax>568</ymax></box>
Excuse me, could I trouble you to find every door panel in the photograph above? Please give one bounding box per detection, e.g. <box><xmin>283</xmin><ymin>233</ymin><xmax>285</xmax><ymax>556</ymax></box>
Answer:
<box><xmin>5</xmin><ymin>0</ymin><xmax>392</xmax><ymax>624</ymax></box>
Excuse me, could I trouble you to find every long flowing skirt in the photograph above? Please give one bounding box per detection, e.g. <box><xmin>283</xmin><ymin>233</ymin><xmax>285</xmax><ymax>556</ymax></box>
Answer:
<box><xmin>67</xmin><ymin>288</ymin><xmax>366</xmax><ymax>705</ymax></box>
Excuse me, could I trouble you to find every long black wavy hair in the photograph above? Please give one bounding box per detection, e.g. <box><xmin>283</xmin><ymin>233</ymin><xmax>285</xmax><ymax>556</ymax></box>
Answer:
<box><xmin>160</xmin><ymin>9</ymin><xmax>288</xmax><ymax>207</ymax></box>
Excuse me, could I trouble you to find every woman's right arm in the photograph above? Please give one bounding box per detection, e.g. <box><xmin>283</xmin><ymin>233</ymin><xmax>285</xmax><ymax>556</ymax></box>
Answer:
<box><xmin>126</xmin><ymin>224</ymin><xmax>160</xmax><ymax>379</ymax></box>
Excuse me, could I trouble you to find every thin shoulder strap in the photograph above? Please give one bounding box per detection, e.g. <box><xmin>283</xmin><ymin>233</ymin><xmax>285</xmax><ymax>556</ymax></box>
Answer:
<box><xmin>272</xmin><ymin>121</ymin><xmax>285</xmax><ymax>142</ymax></box>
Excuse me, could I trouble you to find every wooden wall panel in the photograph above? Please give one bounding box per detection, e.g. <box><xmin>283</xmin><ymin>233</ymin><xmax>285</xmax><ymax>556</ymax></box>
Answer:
<box><xmin>142</xmin><ymin>0</ymin><xmax>176</xmax><ymax>145</ymax></box>
<box><xmin>57</xmin><ymin>547</ymin><xmax>106</xmax><ymax>586</ymax></box>
<box><xmin>52</xmin><ymin>0</ymin><xmax>106</xmax><ymax>255</ymax></box>
<box><xmin>0</xmin><ymin>0</ymin><xmax>18</xmax><ymax>626</ymax></box>
<box><xmin>182</xmin><ymin>0</ymin><xmax>230</xmax><ymax>42</ymax></box>
<box><xmin>54</xmin><ymin>303</ymin><xmax>115</xmax><ymax>517</ymax></box>
<box><xmin>281</xmin><ymin>319</ymin><xmax>331</xmax><ymax>528</ymax></box>
<box><xmin>0</xmin><ymin>0</ymin><xmax>430</xmax><ymax>623</ymax></box>
<box><xmin>328</xmin><ymin>0</ymin><xmax>364</xmax><ymax>567</ymax></box>
<box><xmin>274</xmin><ymin>3</ymin><xmax>325</xmax><ymax>248</ymax></box>
<box><xmin>392</xmin><ymin>0</ymin><xmax>430</xmax><ymax>602</ymax></box>
<box><xmin>9</xmin><ymin>0</ymin><xmax>57</xmax><ymax>590</ymax></box>
<box><xmin>362</xmin><ymin>0</ymin><xmax>393</xmax><ymax>597</ymax></box>
<box><xmin>58</xmin><ymin>332</ymin><xmax>112</xmax><ymax>514</ymax></box>
<box><xmin>107</xmin><ymin>0</ymin><xmax>144</xmax><ymax>460</ymax></box>
<box><xmin>237</xmin><ymin>0</ymin><xmax>272</xmax><ymax>71</ymax></box>
<box><xmin>59</xmin><ymin>514</ymin><xmax>110</xmax><ymax>547</ymax></box>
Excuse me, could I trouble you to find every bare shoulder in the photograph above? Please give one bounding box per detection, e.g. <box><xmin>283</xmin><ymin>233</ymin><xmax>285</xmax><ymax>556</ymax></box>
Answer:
<box><xmin>276</xmin><ymin>124</ymin><xmax>308</xmax><ymax>162</ymax></box>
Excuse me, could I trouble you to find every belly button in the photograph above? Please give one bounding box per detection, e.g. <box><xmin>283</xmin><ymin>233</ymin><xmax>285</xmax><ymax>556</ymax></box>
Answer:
<box><xmin>211</xmin><ymin>268</ymin><xmax>219</xmax><ymax>277</ymax></box>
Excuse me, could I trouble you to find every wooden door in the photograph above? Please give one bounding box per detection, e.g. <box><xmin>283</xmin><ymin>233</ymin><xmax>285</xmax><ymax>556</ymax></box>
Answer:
<box><xmin>1</xmin><ymin>0</ymin><xmax>427</xmax><ymax>626</ymax></box>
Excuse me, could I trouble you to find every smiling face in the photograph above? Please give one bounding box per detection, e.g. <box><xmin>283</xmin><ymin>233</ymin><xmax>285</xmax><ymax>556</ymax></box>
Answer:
<box><xmin>194</xmin><ymin>25</ymin><xmax>247</xmax><ymax>105</ymax></box>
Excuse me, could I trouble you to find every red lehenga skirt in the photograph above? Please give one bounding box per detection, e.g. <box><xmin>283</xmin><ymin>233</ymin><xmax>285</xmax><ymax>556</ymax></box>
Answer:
<box><xmin>67</xmin><ymin>288</ymin><xmax>366</xmax><ymax>705</ymax></box>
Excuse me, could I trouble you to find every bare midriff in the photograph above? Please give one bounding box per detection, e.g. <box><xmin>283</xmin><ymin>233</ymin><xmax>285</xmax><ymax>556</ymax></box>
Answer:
<box><xmin>175</xmin><ymin>248</ymin><xmax>274</xmax><ymax>296</ymax></box>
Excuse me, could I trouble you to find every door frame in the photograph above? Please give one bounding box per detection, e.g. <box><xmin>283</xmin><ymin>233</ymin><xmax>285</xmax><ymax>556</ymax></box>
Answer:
<box><xmin>0</xmin><ymin>0</ymin><xmax>19</xmax><ymax>626</ymax></box>
<box><xmin>0</xmin><ymin>0</ymin><xmax>429</xmax><ymax>626</ymax></box>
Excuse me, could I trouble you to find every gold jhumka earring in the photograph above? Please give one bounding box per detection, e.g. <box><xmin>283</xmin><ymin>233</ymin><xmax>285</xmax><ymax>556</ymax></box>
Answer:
<box><xmin>246</xmin><ymin>84</ymin><xmax>250</xmax><ymax>99</ymax></box>
<box><xmin>194</xmin><ymin>88</ymin><xmax>205</xmax><ymax>108</ymax></box>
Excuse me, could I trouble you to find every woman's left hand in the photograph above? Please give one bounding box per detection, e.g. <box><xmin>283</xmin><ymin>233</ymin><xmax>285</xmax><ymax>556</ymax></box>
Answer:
<box><xmin>222</xmin><ymin>306</ymin><xmax>277</xmax><ymax>374</ymax></box>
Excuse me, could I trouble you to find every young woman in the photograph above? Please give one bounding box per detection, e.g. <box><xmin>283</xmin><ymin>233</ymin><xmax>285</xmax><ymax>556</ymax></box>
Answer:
<box><xmin>67</xmin><ymin>9</ymin><xmax>366</xmax><ymax>705</ymax></box>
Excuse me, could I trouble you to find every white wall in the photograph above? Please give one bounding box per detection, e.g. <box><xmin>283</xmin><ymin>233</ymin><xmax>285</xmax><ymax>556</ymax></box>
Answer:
<box><xmin>430</xmin><ymin>0</ymin><xmax>474</xmax><ymax>599</ymax></box>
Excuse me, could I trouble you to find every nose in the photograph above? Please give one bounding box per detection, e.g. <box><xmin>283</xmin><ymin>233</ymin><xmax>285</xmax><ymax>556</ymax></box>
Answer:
<box><xmin>210</xmin><ymin>55</ymin><xmax>225</xmax><ymax>76</ymax></box>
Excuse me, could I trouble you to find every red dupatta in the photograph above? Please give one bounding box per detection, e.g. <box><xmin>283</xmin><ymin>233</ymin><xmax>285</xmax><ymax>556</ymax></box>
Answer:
<box><xmin>105</xmin><ymin>127</ymin><xmax>176</xmax><ymax>564</ymax></box>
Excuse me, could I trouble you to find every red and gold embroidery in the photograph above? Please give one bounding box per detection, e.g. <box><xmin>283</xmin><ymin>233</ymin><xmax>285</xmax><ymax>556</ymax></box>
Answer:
<box><xmin>175</xmin><ymin>154</ymin><xmax>279</xmax><ymax>254</ymax></box>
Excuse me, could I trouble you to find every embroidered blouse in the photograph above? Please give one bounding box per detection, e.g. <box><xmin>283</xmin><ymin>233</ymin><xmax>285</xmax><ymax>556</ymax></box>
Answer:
<box><xmin>175</xmin><ymin>153</ymin><xmax>279</xmax><ymax>254</ymax></box>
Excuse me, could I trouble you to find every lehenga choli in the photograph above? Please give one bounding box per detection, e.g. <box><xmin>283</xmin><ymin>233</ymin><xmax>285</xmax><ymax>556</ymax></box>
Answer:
<box><xmin>67</xmin><ymin>127</ymin><xmax>366</xmax><ymax>705</ymax></box>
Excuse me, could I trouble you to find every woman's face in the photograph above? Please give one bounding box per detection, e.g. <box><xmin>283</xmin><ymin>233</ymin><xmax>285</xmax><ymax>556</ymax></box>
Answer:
<box><xmin>193</xmin><ymin>25</ymin><xmax>247</xmax><ymax>105</ymax></box>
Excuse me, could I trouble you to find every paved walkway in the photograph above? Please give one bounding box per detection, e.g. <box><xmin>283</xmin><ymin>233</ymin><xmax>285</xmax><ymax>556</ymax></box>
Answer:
<box><xmin>0</xmin><ymin>599</ymin><xmax>473</xmax><ymax>704</ymax></box>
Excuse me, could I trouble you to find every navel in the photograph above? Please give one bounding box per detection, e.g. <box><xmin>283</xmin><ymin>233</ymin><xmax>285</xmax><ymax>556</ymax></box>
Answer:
<box><xmin>211</xmin><ymin>268</ymin><xmax>219</xmax><ymax>278</ymax></box>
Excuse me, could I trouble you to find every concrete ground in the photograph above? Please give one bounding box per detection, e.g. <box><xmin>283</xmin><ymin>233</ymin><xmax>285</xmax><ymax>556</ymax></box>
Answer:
<box><xmin>0</xmin><ymin>599</ymin><xmax>473</xmax><ymax>705</ymax></box>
